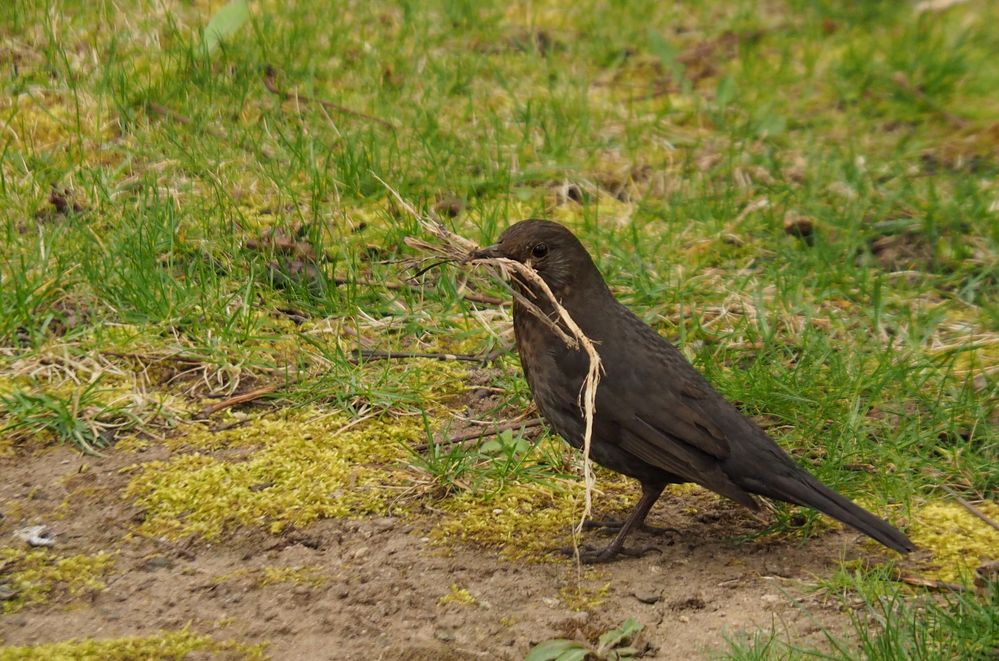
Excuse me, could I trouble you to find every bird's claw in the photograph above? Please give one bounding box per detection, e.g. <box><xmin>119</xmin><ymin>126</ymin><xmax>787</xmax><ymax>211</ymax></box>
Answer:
<box><xmin>582</xmin><ymin>519</ymin><xmax>680</xmax><ymax>537</ymax></box>
<box><xmin>555</xmin><ymin>544</ymin><xmax>662</xmax><ymax>564</ymax></box>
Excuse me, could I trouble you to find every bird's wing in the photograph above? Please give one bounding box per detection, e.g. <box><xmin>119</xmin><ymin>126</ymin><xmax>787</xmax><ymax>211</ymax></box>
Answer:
<box><xmin>591</xmin><ymin>313</ymin><xmax>762</xmax><ymax>508</ymax></box>
<box><xmin>599</xmin><ymin>347</ymin><xmax>732</xmax><ymax>459</ymax></box>
<box><xmin>598</xmin><ymin>385</ymin><xmax>759</xmax><ymax>510</ymax></box>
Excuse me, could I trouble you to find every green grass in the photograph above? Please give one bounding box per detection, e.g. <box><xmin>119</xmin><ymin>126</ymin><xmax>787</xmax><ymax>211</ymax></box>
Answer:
<box><xmin>723</xmin><ymin>569</ymin><xmax>999</xmax><ymax>660</ymax></box>
<box><xmin>1</xmin><ymin>0</ymin><xmax>997</xmax><ymax>656</ymax></box>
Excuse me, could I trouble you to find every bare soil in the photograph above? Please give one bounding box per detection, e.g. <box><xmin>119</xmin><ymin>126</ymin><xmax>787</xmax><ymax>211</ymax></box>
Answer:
<box><xmin>0</xmin><ymin>443</ymin><xmax>871</xmax><ymax>660</ymax></box>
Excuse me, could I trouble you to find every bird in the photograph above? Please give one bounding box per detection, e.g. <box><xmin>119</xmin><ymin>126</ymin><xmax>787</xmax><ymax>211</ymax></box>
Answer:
<box><xmin>471</xmin><ymin>219</ymin><xmax>914</xmax><ymax>563</ymax></box>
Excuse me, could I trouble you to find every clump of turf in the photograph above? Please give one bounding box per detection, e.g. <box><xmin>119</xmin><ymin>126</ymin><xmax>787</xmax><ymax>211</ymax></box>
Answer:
<box><xmin>437</xmin><ymin>583</ymin><xmax>477</xmax><ymax>607</ymax></box>
<box><xmin>0</xmin><ymin>547</ymin><xmax>114</xmax><ymax>613</ymax></box>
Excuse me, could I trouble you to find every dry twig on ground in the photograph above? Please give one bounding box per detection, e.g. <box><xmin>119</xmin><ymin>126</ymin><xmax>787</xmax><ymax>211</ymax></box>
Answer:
<box><xmin>263</xmin><ymin>66</ymin><xmax>397</xmax><ymax>130</ymax></box>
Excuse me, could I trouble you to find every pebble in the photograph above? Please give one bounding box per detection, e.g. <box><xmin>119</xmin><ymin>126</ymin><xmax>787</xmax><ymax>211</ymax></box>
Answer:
<box><xmin>633</xmin><ymin>590</ymin><xmax>661</xmax><ymax>605</ymax></box>
<box><xmin>371</xmin><ymin>517</ymin><xmax>396</xmax><ymax>531</ymax></box>
<box><xmin>139</xmin><ymin>556</ymin><xmax>174</xmax><ymax>572</ymax></box>
<box><xmin>13</xmin><ymin>526</ymin><xmax>55</xmax><ymax>548</ymax></box>
<box><xmin>353</xmin><ymin>546</ymin><xmax>370</xmax><ymax>560</ymax></box>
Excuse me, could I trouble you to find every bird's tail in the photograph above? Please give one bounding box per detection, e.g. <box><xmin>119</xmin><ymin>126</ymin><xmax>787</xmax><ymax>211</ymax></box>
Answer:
<box><xmin>761</xmin><ymin>471</ymin><xmax>914</xmax><ymax>553</ymax></box>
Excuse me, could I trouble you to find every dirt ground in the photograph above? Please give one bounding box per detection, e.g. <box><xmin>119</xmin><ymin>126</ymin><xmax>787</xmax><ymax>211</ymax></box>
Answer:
<box><xmin>0</xmin><ymin>440</ymin><xmax>880</xmax><ymax>660</ymax></box>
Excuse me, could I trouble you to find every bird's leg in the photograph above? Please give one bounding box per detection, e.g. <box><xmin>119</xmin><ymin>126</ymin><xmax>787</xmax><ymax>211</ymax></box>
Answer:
<box><xmin>582</xmin><ymin>483</ymin><xmax>677</xmax><ymax>535</ymax></box>
<box><xmin>583</xmin><ymin>519</ymin><xmax>679</xmax><ymax>535</ymax></box>
<box><xmin>568</xmin><ymin>483</ymin><xmax>667</xmax><ymax>563</ymax></box>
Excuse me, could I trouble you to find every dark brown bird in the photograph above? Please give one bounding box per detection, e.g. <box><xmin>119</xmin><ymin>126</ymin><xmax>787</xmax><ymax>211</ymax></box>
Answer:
<box><xmin>473</xmin><ymin>219</ymin><xmax>914</xmax><ymax>563</ymax></box>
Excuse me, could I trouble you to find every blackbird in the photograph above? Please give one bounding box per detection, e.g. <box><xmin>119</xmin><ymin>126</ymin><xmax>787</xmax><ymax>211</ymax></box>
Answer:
<box><xmin>473</xmin><ymin>219</ymin><xmax>914</xmax><ymax>563</ymax></box>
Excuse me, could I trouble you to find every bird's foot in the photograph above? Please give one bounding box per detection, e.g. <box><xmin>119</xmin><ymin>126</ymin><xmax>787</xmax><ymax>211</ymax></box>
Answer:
<box><xmin>556</xmin><ymin>543</ymin><xmax>662</xmax><ymax>564</ymax></box>
<box><xmin>583</xmin><ymin>518</ymin><xmax>679</xmax><ymax>536</ymax></box>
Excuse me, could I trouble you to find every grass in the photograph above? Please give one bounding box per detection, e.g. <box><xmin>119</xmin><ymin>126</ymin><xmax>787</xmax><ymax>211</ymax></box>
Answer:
<box><xmin>1</xmin><ymin>0</ymin><xmax>997</xmax><ymax>656</ymax></box>
<box><xmin>723</xmin><ymin>569</ymin><xmax>999</xmax><ymax>660</ymax></box>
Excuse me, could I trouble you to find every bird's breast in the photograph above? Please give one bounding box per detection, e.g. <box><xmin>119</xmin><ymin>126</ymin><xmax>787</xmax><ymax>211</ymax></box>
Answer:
<box><xmin>513</xmin><ymin>301</ymin><xmax>592</xmax><ymax>445</ymax></box>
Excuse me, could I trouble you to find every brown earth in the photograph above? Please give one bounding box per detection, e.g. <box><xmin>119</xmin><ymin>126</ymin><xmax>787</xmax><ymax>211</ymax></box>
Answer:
<box><xmin>0</xmin><ymin>440</ymin><xmax>879</xmax><ymax>660</ymax></box>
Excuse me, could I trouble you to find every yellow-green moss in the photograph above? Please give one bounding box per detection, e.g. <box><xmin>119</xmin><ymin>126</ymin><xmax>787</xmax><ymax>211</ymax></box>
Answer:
<box><xmin>5</xmin><ymin>95</ymin><xmax>81</xmax><ymax>151</ymax></box>
<box><xmin>125</xmin><ymin>410</ymin><xmax>425</xmax><ymax>540</ymax></box>
<box><xmin>0</xmin><ymin>629</ymin><xmax>267</xmax><ymax>661</ymax></box>
<box><xmin>909</xmin><ymin>501</ymin><xmax>999</xmax><ymax>583</ymax></box>
<box><xmin>258</xmin><ymin>566</ymin><xmax>327</xmax><ymax>588</ymax></box>
<box><xmin>438</xmin><ymin>584</ymin><xmax>477</xmax><ymax>607</ymax></box>
<box><xmin>0</xmin><ymin>548</ymin><xmax>114</xmax><ymax>613</ymax></box>
<box><xmin>559</xmin><ymin>581</ymin><xmax>611</xmax><ymax>612</ymax></box>
<box><xmin>430</xmin><ymin>471</ymin><xmax>637</xmax><ymax>561</ymax></box>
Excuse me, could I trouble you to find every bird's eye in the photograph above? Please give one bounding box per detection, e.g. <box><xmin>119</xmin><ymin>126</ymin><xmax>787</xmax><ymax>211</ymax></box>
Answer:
<box><xmin>531</xmin><ymin>242</ymin><xmax>549</xmax><ymax>259</ymax></box>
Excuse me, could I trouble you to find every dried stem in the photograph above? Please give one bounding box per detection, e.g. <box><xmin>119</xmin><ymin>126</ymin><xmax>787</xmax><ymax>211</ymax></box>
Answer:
<box><xmin>350</xmin><ymin>349</ymin><xmax>486</xmax><ymax>364</ymax></box>
<box><xmin>332</xmin><ymin>276</ymin><xmax>505</xmax><ymax>306</ymax></box>
<box><xmin>197</xmin><ymin>384</ymin><xmax>281</xmax><ymax>418</ymax></box>
<box><xmin>942</xmin><ymin>485</ymin><xmax>999</xmax><ymax>533</ymax></box>
<box><xmin>412</xmin><ymin>417</ymin><xmax>545</xmax><ymax>453</ymax></box>
<box><xmin>263</xmin><ymin>66</ymin><xmax>397</xmax><ymax>130</ymax></box>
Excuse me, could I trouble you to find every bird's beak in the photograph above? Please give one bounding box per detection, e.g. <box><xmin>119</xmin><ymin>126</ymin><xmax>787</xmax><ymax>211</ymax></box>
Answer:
<box><xmin>469</xmin><ymin>243</ymin><xmax>501</xmax><ymax>261</ymax></box>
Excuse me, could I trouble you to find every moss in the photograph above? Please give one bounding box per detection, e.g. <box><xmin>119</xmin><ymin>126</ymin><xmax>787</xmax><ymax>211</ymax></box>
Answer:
<box><xmin>0</xmin><ymin>548</ymin><xmax>114</xmax><ymax>613</ymax></box>
<box><xmin>430</xmin><ymin>471</ymin><xmax>637</xmax><ymax>561</ymax></box>
<box><xmin>550</xmin><ymin>189</ymin><xmax>635</xmax><ymax>229</ymax></box>
<box><xmin>0</xmin><ymin>629</ymin><xmax>267</xmax><ymax>661</ymax></box>
<box><xmin>111</xmin><ymin>436</ymin><xmax>150</xmax><ymax>453</ymax></box>
<box><xmin>559</xmin><ymin>581</ymin><xmax>611</xmax><ymax>612</ymax></box>
<box><xmin>125</xmin><ymin>409</ymin><xmax>425</xmax><ymax>540</ymax></box>
<box><xmin>258</xmin><ymin>566</ymin><xmax>327</xmax><ymax>588</ymax></box>
<box><xmin>909</xmin><ymin>501</ymin><xmax>999</xmax><ymax>583</ymax></box>
<box><xmin>438</xmin><ymin>584</ymin><xmax>477</xmax><ymax>607</ymax></box>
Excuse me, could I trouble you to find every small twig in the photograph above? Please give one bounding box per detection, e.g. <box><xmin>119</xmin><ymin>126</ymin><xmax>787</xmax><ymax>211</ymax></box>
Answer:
<box><xmin>104</xmin><ymin>351</ymin><xmax>205</xmax><ymax>367</ymax></box>
<box><xmin>146</xmin><ymin>102</ymin><xmax>226</xmax><ymax>139</ymax></box>
<box><xmin>333</xmin><ymin>276</ymin><xmax>506</xmax><ymax>306</ymax></box>
<box><xmin>914</xmin><ymin>0</ymin><xmax>971</xmax><ymax>16</ymax></box>
<box><xmin>890</xmin><ymin>72</ymin><xmax>968</xmax><ymax>129</ymax></box>
<box><xmin>197</xmin><ymin>384</ymin><xmax>281</xmax><ymax>418</ymax></box>
<box><xmin>892</xmin><ymin>572</ymin><xmax>968</xmax><ymax>593</ymax></box>
<box><xmin>458</xmin><ymin>291</ymin><xmax>508</xmax><ymax>306</ymax></box>
<box><xmin>626</xmin><ymin>84</ymin><xmax>674</xmax><ymax>104</ymax></box>
<box><xmin>263</xmin><ymin>66</ymin><xmax>396</xmax><ymax>130</ymax></box>
<box><xmin>942</xmin><ymin>485</ymin><xmax>999</xmax><ymax>533</ymax></box>
<box><xmin>350</xmin><ymin>349</ymin><xmax>484</xmax><ymax>364</ymax></box>
<box><xmin>412</xmin><ymin>418</ymin><xmax>544</xmax><ymax>452</ymax></box>
<box><xmin>209</xmin><ymin>418</ymin><xmax>255</xmax><ymax>433</ymax></box>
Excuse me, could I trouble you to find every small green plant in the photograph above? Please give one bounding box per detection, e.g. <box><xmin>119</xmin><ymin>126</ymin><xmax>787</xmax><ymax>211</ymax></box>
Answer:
<box><xmin>0</xmin><ymin>378</ymin><xmax>155</xmax><ymax>454</ymax></box>
<box><xmin>526</xmin><ymin>618</ymin><xmax>644</xmax><ymax>661</ymax></box>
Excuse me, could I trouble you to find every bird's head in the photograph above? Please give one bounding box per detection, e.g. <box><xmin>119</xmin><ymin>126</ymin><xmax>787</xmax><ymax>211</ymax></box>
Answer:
<box><xmin>470</xmin><ymin>219</ymin><xmax>605</xmax><ymax>297</ymax></box>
